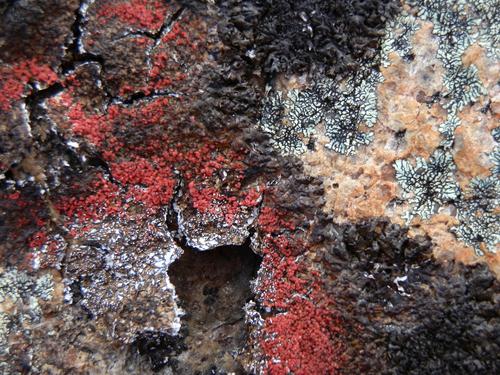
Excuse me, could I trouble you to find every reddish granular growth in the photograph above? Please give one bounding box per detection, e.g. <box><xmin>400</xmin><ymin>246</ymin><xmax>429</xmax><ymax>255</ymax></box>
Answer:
<box><xmin>55</xmin><ymin>174</ymin><xmax>121</xmax><ymax>221</ymax></box>
<box><xmin>97</xmin><ymin>0</ymin><xmax>169</xmax><ymax>30</ymax></box>
<box><xmin>258</xmin><ymin>207</ymin><xmax>296</xmax><ymax>234</ymax></box>
<box><xmin>188</xmin><ymin>181</ymin><xmax>261</xmax><ymax>225</ymax></box>
<box><xmin>0</xmin><ymin>58</ymin><xmax>57</xmax><ymax>111</ymax></box>
<box><xmin>118</xmin><ymin>21</ymin><xmax>201</xmax><ymax>96</ymax></box>
<box><xmin>160</xmin><ymin>22</ymin><xmax>194</xmax><ymax>48</ymax></box>
<box><xmin>255</xmin><ymin>206</ymin><xmax>347</xmax><ymax>374</ymax></box>
<box><xmin>257</xmin><ymin>237</ymin><xmax>308</xmax><ymax>309</ymax></box>
<box><xmin>111</xmin><ymin>157</ymin><xmax>176</xmax><ymax>210</ymax></box>
<box><xmin>54</xmin><ymin>84</ymin><xmax>256</xmax><ymax>225</ymax></box>
<box><xmin>69</xmin><ymin>103</ymin><xmax>113</xmax><ymax>147</ymax></box>
<box><xmin>181</xmin><ymin>144</ymin><xmax>263</xmax><ymax>225</ymax></box>
<box><xmin>0</xmin><ymin>189</ymin><xmax>56</xmax><ymax>270</ymax></box>
<box><xmin>27</xmin><ymin>230</ymin><xmax>48</xmax><ymax>249</ymax></box>
<box><xmin>261</xmin><ymin>301</ymin><xmax>345</xmax><ymax>375</ymax></box>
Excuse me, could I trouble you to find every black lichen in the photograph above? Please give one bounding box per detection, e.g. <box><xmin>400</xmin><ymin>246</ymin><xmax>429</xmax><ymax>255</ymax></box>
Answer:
<box><xmin>314</xmin><ymin>217</ymin><xmax>500</xmax><ymax>375</ymax></box>
<box><xmin>133</xmin><ymin>331</ymin><xmax>186</xmax><ymax>372</ymax></box>
<box><xmin>185</xmin><ymin>0</ymin><xmax>401</xmax><ymax>78</ymax></box>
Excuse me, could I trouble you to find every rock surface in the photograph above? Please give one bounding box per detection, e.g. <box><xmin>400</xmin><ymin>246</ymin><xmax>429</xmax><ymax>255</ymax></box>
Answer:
<box><xmin>0</xmin><ymin>0</ymin><xmax>499</xmax><ymax>374</ymax></box>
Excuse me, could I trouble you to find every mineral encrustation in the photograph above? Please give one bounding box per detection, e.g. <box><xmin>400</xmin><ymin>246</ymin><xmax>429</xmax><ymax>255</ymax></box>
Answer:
<box><xmin>0</xmin><ymin>0</ymin><xmax>498</xmax><ymax>374</ymax></box>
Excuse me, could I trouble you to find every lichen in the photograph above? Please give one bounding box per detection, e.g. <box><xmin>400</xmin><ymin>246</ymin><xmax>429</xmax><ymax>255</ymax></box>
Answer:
<box><xmin>259</xmin><ymin>67</ymin><xmax>383</xmax><ymax>156</ymax></box>
<box><xmin>468</xmin><ymin>0</ymin><xmax>500</xmax><ymax>59</ymax></box>
<box><xmin>381</xmin><ymin>14</ymin><xmax>420</xmax><ymax>67</ymax></box>
<box><xmin>491</xmin><ymin>150</ymin><xmax>500</xmax><ymax>175</ymax></box>
<box><xmin>438</xmin><ymin>113</ymin><xmax>461</xmax><ymax>149</ymax></box>
<box><xmin>197</xmin><ymin>0</ymin><xmax>401</xmax><ymax>77</ymax></box>
<box><xmin>452</xmin><ymin>128</ymin><xmax>500</xmax><ymax>254</ymax></box>
<box><xmin>319</xmin><ymin>217</ymin><xmax>500</xmax><ymax>375</ymax></box>
<box><xmin>492</xmin><ymin>127</ymin><xmax>500</xmax><ymax>175</ymax></box>
<box><xmin>442</xmin><ymin>64</ymin><xmax>487</xmax><ymax>114</ymax></box>
<box><xmin>407</xmin><ymin>0</ymin><xmax>489</xmax><ymax>116</ymax></box>
<box><xmin>324</xmin><ymin>69</ymin><xmax>383</xmax><ymax>155</ymax></box>
<box><xmin>63</xmin><ymin>217</ymin><xmax>184</xmax><ymax>342</ymax></box>
<box><xmin>0</xmin><ymin>268</ymin><xmax>54</xmax><ymax>360</ymax></box>
<box><xmin>394</xmin><ymin>148</ymin><xmax>460</xmax><ymax>222</ymax></box>
<box><xmin>259</xmin><ymin>91</ymin><xmax>308</xmax><ymax>155</ymax></box>
<box><xmin>452</xmin><ymin>176</ymin><xmax>500</xmax><ymax>255</ymax></box>
<box><xmin>393</xmin><ymin>0</ymin><xmax>497</xmax><ymax>257</ymax></box>
<box><xmin>0</xmin><ymin>268</ymin><xmax>53</xmax><ymax>304</ymax></box>
<box><xmin>286</xmin><ymin>88</ymin><xmax>324</xmax><ymax>139</ymax></box>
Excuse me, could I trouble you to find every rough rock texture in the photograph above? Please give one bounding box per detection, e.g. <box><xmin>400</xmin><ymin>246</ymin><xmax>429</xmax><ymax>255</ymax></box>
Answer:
<box><xmin>0</xmin><ymin>0</ymin><xmax>499</xmax><ymax>374</ymax></box>
<box><xmin>297</xmin><ymin>2</ymin><xmax>500</xmax><ymax>272</ymax></box>
<box><xmin>314</xmin><ymin>217</ymin><xmax>500</xmax><ymax>374</ymax></box>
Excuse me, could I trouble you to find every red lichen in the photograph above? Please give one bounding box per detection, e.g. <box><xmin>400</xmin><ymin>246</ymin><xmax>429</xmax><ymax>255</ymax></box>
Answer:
<box><xmin>254</xmin><ymin>206</ymin><xmax>347</xmax><ymax>374</ymax></box>
<box><xmin>0</xmin><ymin>58</ymin><xmax>57</xmax><ymax>111</ymax></box>
<box><xmin>97</xmin><ymin>0</ymin><xmax>169</xmax><ymax>30</ymax></box>
<box><xmin>261</xmin><ymin>299</ymin><xmax>345</xmax><ymax>375</ymax></box>
<box><xmin>111</xmin><ymin>157</ymin><xmax>175</xmax><ymax>209</ymax></box>
<box><xmin>1</xmin><ymin>5</ymin><xmax>349</xmax><ymax>373</ymax></box>
<box><xmin>55</xmin><ymin>174</ymin><xmax>121</xmax><ymax>221</ymax></box>
<box><xmin>51</xmin><ymin>83</ymin><xmax>256</xmax><ymax>228</ymax></box>
<box><xmin>0</xmin><ymin>189</ymin><xmax>55</xmax><ymax>269</ymax></box>
<box><xmin>118</xmin><ymin>20</ymin><xmax>202</xmax><ymax>96</ymax></box>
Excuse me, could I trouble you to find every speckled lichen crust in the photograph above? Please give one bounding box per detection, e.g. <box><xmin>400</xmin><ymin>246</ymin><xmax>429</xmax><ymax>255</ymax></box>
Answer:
<box><xmin>381</xmin><ymin>13</ymin><xmax>421</xmax><ymax>67</ymax></box>
<box><xmin>63</xmin><ymin>217</ymin><xmax>184</xmax><ymax>342</ymax></box>
<box><xmin>0</xmin><ymin>269</ymin><xmax>53</xmax><ymax>373</ymax></box>
<box><xmin>394</xmin><ymin>148</ymin><xmax>460</xmax><ymax>222</ymax></box>
<box><xmin>452</xmin><ymin>176</ymin><xmax>500</xmax><ymax>255</ymax></box>
<box><xmin>392</xmin><ymin>0</ymin><xmax>499</xmax><ymax>254</ymax></box>
<box><xmin>259</xmin><ymin>67</ymin><xmax>383</xmax><ymax>156</ymax></box>
<box><xmin>1</xmin><ymin>0</ymin><xmax>499</xmax><ymax>373</ymax></box>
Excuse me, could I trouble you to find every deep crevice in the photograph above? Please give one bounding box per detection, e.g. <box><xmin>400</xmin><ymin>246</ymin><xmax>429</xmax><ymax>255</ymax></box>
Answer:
<box><xmin>61</xmin><ymin>0</ymin><xmax>104</xmax><ymax>74</ymax></box>
<box><xmin>119</xmin><ymin>6</ymin><xmax>185</xmax><ymax>45</ymax></box>
<box><xmin>114</xmin><ymin>89</ymin><xmax>179</xmax><ymax>106</ymax></box>
<box><xmin>167</xmin><ymin>239</ymin><xmax>261</xmax><ymax>374</ymax></box>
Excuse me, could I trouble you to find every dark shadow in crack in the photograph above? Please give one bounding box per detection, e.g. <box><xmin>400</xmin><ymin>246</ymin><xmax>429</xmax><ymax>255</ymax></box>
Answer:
<box><xmin>168</xmin><ymin>238</ymin><xmax>261</xmax><ymax>374</ymax></box>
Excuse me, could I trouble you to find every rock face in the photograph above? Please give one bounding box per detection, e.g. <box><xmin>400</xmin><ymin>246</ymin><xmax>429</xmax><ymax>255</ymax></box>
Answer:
<box><xmin>0</xmin><ymin>0</ymin><xmax>498</xmax><ymax>374</ymax></box>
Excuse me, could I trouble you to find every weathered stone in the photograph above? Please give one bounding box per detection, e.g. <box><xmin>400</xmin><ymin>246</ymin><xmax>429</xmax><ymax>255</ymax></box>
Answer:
<box><xmin>0</xmin><ymin>0</ymin><xmax>499</xmax><ymax>373</ymax></box>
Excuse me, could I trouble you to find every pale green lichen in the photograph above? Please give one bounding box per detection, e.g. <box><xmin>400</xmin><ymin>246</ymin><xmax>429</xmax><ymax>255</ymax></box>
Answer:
<box><xmin>381</xmin><ymin>14</ymin><xmax>420</xmax><ymax>67</ymax></box>
<box><xmin>0</xmin><ymin>312</ymin><xmax>10</xmax><ymax>355</ymax></box>
<box><xmin>438</xmin><ymin>113</ymin><xmax>461</xmax><ymax>149</ymax></box>
<box><xmin>468</xmin><ymin>0</ymin><xmax>500</xmax><ymax>59</ymax></box>
<box><xmin>442</xmin><ymin>64</ymin><xmax>487</xmax><ymax>114</ymax></box>
<box><xmin>0</xmin><ymin>269</ymin><xmax>54</xmax><ymax>358</ymax></box>
<box><xmin>260</xmin><ymin>91</ymin><xmax>308</xmax><ymax>155</ymax></box>
<box><xmin>393</xmin><ymin>0</ymin><xmax>498</xmax><ymax>256</ymax></box>
<box><xmin>259</xmin><ymin>67</ymin><xmax>383</xmax><ymax>156</ymax></box>
<box><xmin>410</xmin><ymin>0</ymin><xmax>499</xmax><ymax>60</ymax></box>
<box><xmin>492</xmin><ymin>128</ymin><xmax>500</xmax><ymax>175</ymax></box>
<box><xmin>407</xmin><ymin>0</ymin><xmax>488</xmax><ymax>116</ymax></box>
<box><xmin>286</xmin><ymin>88</ymin><xmax>324</xmax><ymax>138</ymax></box>
<box><xmin>324</xmin><ymin>68</ymin><xmax>383</xmax><ymax>155</ymax></box>
<box><xmin>394</xmin><ymin>149</ymin><xmax>460</xmax><ymax>223</ymax></box>
<box><xmin>452</xmin><ymin>176</ymin><xmax>500</xmax><ymax>255</ymax></box>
